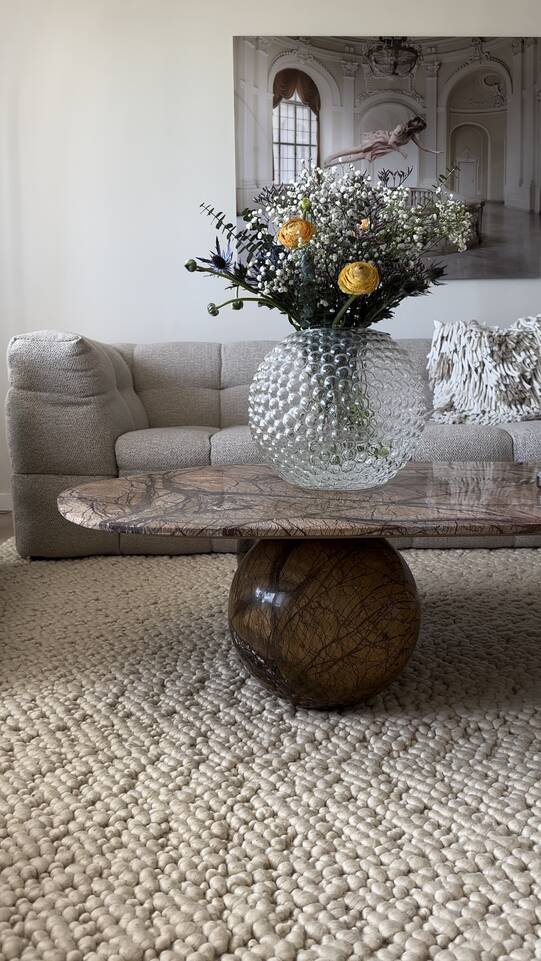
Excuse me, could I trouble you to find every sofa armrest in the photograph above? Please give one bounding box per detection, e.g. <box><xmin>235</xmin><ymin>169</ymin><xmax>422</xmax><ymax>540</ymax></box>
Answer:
<box><xmin>6</xmin><ymin>330</ymin><xmax>148</xmax><ymax>476</ymax></box>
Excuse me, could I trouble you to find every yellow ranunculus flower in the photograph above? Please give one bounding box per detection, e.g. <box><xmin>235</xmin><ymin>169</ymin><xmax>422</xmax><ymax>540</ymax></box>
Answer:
<box><xmin>359</xmin><ymin>217</ymin><xmax>370</xmax><ymax>232</ymax></box>
<box><xmin>277</xmin><ymin>218</ymin><xmax>315</xmax><ymax>249</ymax></box>
<box><xmin>338</xmin><ymin>261</ymin><xmax>380</xmax><ymax>296</ymax></box>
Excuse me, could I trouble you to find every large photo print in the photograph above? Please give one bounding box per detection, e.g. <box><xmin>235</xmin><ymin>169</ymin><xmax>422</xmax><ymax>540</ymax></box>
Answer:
<box><xmin>234</xmin><ymin>37</ymin><xmax>541</xmax><ymax>280</ymax></box>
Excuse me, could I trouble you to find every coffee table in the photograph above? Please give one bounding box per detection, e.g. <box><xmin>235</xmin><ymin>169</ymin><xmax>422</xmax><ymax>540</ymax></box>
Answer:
<box><xmin>58</xmin><ymin>462</ymin><xmax>541</xmax><ymax>710</ymax></box>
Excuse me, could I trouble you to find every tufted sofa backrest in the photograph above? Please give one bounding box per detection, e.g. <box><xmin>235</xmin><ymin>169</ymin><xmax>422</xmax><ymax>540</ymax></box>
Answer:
<box><xmin>114</xmin><ymin>341</ymin><xmax>276</xmax><ymax>428</ymax></box>
<box><xmin>397</xmin><ymin>338</ymin><xmax>433</xmax><ymax>410</ymax></box>
<box><xmin>115</xmin><ymin>338</ymin><xmax>432</xmax><ymax>428</ymax></box>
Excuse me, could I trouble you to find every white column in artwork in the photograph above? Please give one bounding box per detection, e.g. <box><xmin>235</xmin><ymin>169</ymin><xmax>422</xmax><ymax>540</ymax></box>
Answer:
<box><xmin>422</xmin><ymin>59</ymin><xmax>441</xmax><ymax>188</ymax></box>
<box><xmin>436</xmin><ymin>102</ymin><xmax>447</xmax><ymax>184</ymax></box>
<box><xmin>255</xmin><ymin>39</ymin><xmax>273</xmax><ymax>193</ymax></box>
<box><xmin>504</xmin><ymin>39</ymin><xmax>521</xmax><ymax>207</ymax></box>
<box><xmin>505</xmin><ymin>38</ymin><xmax>534</xmax><ymax>210</ymax></box>
<box><xmin>522</xmin><ymin>38</ymin><xmax>537</xmax><ymax>210</ymax></box>
<box><xmin>536</xmin><ymin>38</ymin><xmax>541</xmax><ymax>213</ymax></box>
<box><xmin>537</xmin><ymin>40</ymin><xmax>541</xmax><ymax>213</ymax></box>
<box><xmin>235</xmin><ymin>38</ymin><xmax>258</xmax><ymax>213</ymax></box>
<box><xmin>536</xmin><ymin>85</ymin><xmax>541</xmax><ymax>213</ymax></box>
<box><xmin>340</xmin><ymin>61</ymin><xmax>358</xmax><ymax>159</ymax></box>
<box><xmin>233</xmin><ymin>38</ymin><xmax>245</xmax><ymax>212</ymax></box>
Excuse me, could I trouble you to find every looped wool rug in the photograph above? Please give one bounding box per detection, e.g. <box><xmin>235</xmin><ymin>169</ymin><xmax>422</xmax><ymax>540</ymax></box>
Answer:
<box><xmin>0</xmin><ymin>540</ymin><xmax>540</xmax><ymax>961</ymax></box>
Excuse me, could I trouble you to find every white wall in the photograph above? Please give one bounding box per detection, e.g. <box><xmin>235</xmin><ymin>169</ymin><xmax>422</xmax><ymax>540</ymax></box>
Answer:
<box><xmin>1</xmin><ymin>0</ymin><xmax>541</xmax><ymax>503</ymax></box>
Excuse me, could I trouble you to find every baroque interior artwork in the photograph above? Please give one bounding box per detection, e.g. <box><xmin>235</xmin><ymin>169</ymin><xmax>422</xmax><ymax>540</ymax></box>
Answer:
<box><xmin>234</xmin><ymin>36</ymin><xmax>541</xmax><ymax>280</ymax></box>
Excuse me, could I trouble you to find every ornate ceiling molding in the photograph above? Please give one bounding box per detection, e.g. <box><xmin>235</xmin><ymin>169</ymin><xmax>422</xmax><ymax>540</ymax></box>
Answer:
<box><xmin>357</xmin><ymin>62</ymin><xmax>425</xmax><ymax>107</ymax></box>
<box><xmin>446</xmin><ymin>54</ymin><xmax>512</xmax><ymax>92</ymax></box>
<box><xmin>276</xmin><ymin>36</ymin><xmax>515</xmax><ymax>66</ymax></box>
<box><xmin>424</xmin><ymin>60</ymin><xmax>441</xmax><ymax>78</ymax></box>
<box><xmin>271</xmin><ymin>47</ymin><xmax>321</xmax><ymax>70</ymax></box>
<box><xmin>355</xmin><ymin>87</ymin><xmax>425</xmax><ymax>109</ymax></box>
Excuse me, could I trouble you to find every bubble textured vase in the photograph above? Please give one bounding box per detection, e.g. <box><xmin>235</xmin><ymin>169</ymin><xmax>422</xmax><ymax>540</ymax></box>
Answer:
<box><xmin>249</xmin><ymin>328</ymin><xmax>427</xmax><ymax>490</ymax></box>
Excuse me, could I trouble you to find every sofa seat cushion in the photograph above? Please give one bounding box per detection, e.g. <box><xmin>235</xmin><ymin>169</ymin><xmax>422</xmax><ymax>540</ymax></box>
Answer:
<box><xmin>116</xmin><ymin>427</ymin><xmax>217</xmax><ymax>473</ymax></box>
<box><xmin>498</xmin><ymin>421</ymin><xmax>541</xmax><ymax>460</ymax></box>
<box><xmin>415</xmin><ymin>422</ymin><xmax>514</xmax><ymax>461</ymax></box>
<box><xmin>116</xmin><ymin>421</ymin><xmax>518</xmax><ymax>475</ymax></box>
<box><xmin>210</xmin><ymin>424</ymin><xmax>514</xmax><ymax>466</ymax></box>
<box><xmin>210</xmin><ymin>426</ymin><xmax>263</xmax><ymax>465</ymax></box>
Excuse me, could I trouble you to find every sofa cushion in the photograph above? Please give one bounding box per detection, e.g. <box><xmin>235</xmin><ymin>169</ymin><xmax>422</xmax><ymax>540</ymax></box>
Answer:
<box><xmin>116</xmin><ymin>427</ymin><xmax>217</xmax><ymax>473</ymax></box>
<box><xmin>113</xmin><ymin>339</ymin><xmax>433</xmax><ymax>431</ymax></box>
<box><xmin>220</xmin><ymin>341</ymin><xmax>277</xmax><ymax>427</ymax></box>
<box><xmin>210</xmin><ymin>426</ymin><xmax>263</xmax><ymax>465</ymax></box>
<box><xmin>499</xmin><ymin>421</ymin><xmax>541</xmax><ymax>460</ymax></box>
<box><xmin>7</xmin><ymin>332</ymin><xmax>148</xmax><ymax>477</ymax></box>
<box><xmin>116</xmin><ymin>420</ymin><xmax>517</xmax><ymax>475</ymax></box>
<box><xmin>210</xmin><ymin>423</ymin><xmax>514</xmax><ymax>466</ymax></box>
<box><xmin>218</xmin><ymin>340</ymin><xmax>434</xmax><ymax>426</ymax></box>
<box><xmin>101</xmin><ymin>343</ymin><xmax>148</xmax><ymax>430</ymax></box>
<box><xmin>124</xmin><ymin>343</ymin><xmax>222</xmax><ymax>428</ymax></box>
<box><xmin>415</xmin><ymin>423</ymin><xmax>514</xmax><ymax>461</ymax></box>
<box><xmin>399</xmin><ymin>338</ymin><xmax>432</xmax><ymax>411</ymax></box>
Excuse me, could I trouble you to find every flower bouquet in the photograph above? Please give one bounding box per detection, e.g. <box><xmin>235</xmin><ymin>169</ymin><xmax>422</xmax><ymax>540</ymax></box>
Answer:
<box><xmin>186</xmin><ymin>165</ymin><xmax>470</xmax><ymax>330</ymax></box>
<box><xmin>185</xmin><ymin>165</ymin><xmax>471</xmax><ymax>490</ymax></box>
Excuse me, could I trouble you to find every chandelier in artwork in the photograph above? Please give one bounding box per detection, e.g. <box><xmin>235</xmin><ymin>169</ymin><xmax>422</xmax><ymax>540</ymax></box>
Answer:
<box><xmin>366</xmin><ymin>37</ymin><xmax>419</xmax><ymax>77</ymax></box>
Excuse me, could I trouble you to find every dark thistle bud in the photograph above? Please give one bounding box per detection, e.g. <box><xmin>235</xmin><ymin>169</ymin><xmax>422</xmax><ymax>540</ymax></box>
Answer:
<box><xmin>184</xmin><ymin>259</ymin><xmax>197</xmax><ymax>272</ymax></box>
<box><xmin>231</xmin><ymin>300</ymin><xmax>244</xmax><ymax>311</ymax></box>
<box><xmin>207</xmin><ymin>303</ymin><xmax>219</xmax><ymax>316</ymax></box>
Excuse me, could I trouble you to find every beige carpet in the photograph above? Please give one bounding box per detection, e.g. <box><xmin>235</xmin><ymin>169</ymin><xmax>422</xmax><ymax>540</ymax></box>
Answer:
<box><xmin>1</xmin><ymin>540</ymin><xmax>540</xmax><ymax>961</ymax></box>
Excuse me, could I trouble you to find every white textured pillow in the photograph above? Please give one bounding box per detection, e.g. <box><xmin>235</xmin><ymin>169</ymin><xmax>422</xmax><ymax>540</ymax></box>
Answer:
<box><xmin>427</xmin><ymin>317</ymin><xmax>541</xmax><ymax>424</ymax></box>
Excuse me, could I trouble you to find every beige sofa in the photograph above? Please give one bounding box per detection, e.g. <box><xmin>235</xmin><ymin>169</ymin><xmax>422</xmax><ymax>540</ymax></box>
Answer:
<box><xmin>6</xmin><ymin>330</ymin><xmax>541</xmax><ymax>558</ymax></box>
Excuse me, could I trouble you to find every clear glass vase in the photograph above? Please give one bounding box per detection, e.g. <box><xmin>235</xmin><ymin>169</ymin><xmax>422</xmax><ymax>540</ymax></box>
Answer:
<box><xmin>249</xmin><ymin>328</ymin><xmax>427</xmax><ymax>490</ymax></box>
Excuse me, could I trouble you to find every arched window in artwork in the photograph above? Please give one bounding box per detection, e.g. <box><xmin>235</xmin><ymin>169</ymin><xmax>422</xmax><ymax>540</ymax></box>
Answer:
<box><xmin>272</xmin><ymin>69</ymin><xmax>320</xmax><ymax>183</ymax></box>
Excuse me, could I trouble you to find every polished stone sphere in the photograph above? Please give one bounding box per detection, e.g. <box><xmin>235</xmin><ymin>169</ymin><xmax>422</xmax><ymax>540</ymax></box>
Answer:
<box><xmin>229</xmin><ymin>537</ymin><xmax>421</xmax><ymax>709</ymax></box>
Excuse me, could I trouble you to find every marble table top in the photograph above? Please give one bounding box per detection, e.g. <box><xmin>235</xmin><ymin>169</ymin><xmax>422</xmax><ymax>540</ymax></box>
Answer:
<box><xmin>57</xmin><ymin>462</ymin><xmax>541</xmax><ymax>540</ymax></box>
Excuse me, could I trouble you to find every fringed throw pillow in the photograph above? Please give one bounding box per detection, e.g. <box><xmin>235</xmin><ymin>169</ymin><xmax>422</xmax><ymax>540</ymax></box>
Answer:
<box><xmin>427</xmin><ymin>317</ymin><xmax>541</xmax><ymax>424</ymax></box>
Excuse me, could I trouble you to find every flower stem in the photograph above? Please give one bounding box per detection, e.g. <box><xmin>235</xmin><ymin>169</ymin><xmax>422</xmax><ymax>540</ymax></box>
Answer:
<box><xmin>215</xmin><ymin>296</ymin><xmax>275</xmax><ymax>310</ymax></box>
<box><xmin>332</xmin><ymin>295</ymin><xmax>358</xmax><ymax>329</ymax></box>
<box><xmin>195</xmin><ymin>266</ymin><xmax>301</xmax><ymax>325</ymax></box>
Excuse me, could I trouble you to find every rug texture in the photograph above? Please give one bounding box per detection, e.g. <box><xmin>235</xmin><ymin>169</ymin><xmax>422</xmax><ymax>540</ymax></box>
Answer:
<box><xmin>0</xmin><ymin>540</ymin><xmax>540</xmax><ymax>961</ymax></box>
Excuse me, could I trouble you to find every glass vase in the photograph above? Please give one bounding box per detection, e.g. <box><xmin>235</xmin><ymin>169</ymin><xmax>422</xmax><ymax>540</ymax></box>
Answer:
<box><xmin>248</xmin><ymin>327</ymin><xmax>427</xmax><ymax>491</ymax></box>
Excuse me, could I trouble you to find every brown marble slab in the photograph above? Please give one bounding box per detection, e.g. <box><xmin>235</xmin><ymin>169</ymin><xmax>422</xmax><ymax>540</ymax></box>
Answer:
<box><xmin>57</xmin><ymin>462</ymin><xmax>541</xmax><ymax>540</ymax></box>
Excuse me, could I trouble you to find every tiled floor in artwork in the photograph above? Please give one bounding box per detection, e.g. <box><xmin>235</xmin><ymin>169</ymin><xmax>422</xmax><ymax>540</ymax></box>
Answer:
<box><xmin>445</xmin><ymin>201</ymin><xmax>541</xmax><ymax>279</ymax></box>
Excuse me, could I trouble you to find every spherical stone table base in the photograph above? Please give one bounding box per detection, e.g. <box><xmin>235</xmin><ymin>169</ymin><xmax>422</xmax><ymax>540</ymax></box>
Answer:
<box><xmin>228</xmin><ymin>537</ymin><xmax>421</xmax><ymax>710</ymax></box>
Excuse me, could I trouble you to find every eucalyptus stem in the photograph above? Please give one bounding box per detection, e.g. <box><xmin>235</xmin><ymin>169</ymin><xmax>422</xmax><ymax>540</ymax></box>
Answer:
<box><xmin>196</xmin><ymin>265</ymin><xmax>301</xmax><ymax>326</ymax></box>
